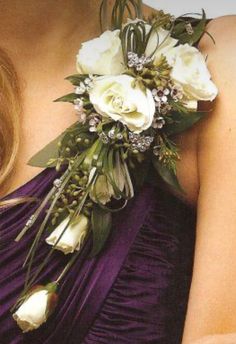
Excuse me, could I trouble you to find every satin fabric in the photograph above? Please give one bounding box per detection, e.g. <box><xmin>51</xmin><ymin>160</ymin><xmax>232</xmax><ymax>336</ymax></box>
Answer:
<box><xmin>0</xmin><ymin>168</ymin><xmax>196</xmax><ymax>343</ymax></box>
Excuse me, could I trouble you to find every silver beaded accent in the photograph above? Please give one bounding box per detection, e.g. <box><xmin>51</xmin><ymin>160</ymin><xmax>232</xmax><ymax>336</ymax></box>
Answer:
<box><xmin>53</xmin><ymin>178</ymin><xmax>62</xmax><ymax>189</ymax></box>
<box><xmin>75</xmin><ymin>75</ymin><xmax>95</xmax><ymax>95</ymax></box>
<box><xmin>75</xmin><ymin>82</ymin><xmax>86</xmax><ymax>95</ymax></box>
<box><xmin>99</xmin><ymin>132</ymin><xmax>109</xmax><ymax>144</ymax></box>
<box><xmin>74</xmin><ymin>98</ymin><xmax>84</xmax><ymax>112</ymax></box>
<box><xmin>116</xmin><ymin>133</ymin><xmax>123</xmax><ymax>140</ymax></box>
<box><xmin>108</xmin><ymin>129</ymin><xmax>116</xmax><ymax>139</ymax></box>
<box><xmin>25</xmin><ymin>214</ymin><xmax>36</xmax><ymax>228</ymax></box>
<box><xmin>89</xmin><ymin>126</ymin><xmax>97</xmax><ymax>133</ymax></box>
<box><xmin>153</xmin><ymin>145</ymin><xmax>161</xmax><ymax>156</ymax></box>
<box><xmin>88</xmin><ymin>114</ymin><xmax>101</xmax><ymax>132</ymax></box>
<box><xmin>127</xmin><ymin>52</ymin><xmax>152</xmax><ymax>71</ymax></box>
<box><xmin>185</xmin><ymin>22</ymin><xmax>194</xmax><ymax>35</ymax></box>
<box><xmin>129</xmin><ymin>132</ymin><xmax>154</xmax><ymax>152</ymax></box>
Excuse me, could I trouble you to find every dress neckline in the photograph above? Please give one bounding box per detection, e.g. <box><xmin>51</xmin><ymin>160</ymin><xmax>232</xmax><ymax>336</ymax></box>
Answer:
<box><xmin>0</xmin><ymin>165</ymin><xmax>196</xmax><ymax>213</ymax></box>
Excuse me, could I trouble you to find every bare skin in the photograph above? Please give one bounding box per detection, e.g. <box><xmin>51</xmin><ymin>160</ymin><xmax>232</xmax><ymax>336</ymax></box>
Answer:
<box><xmin>1</xmin><ymin>1</ymin><xmax>236</xmax><ymax>343</ymax></box>
<box><xmin>0</xmin><ymin>0</ymin><xmax>101</xmax><ymax>197</ymax></box>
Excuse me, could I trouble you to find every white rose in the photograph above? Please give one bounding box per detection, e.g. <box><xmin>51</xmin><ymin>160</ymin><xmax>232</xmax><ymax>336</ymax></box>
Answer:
<box><xmin>89</xmin><ymin>75</ymin><xmax>155</xmax><ymax>132</ymax></box>
<box><xmin>13</xmin><ymin>284</ymin><xmax>57</xmax><ymax>333</ymax></box>
<box><xmin>126</xmin><ymin>19</ymin><xmax>177</xmax><ymax>59</ymax></box>
<box><xmin>76</xmin><ymin>30</ymin><xmax>125</xmax><ymax>75</ymax></box>
<box><xmin>46</xmin><ymin>215</ymin><xmax>89</xmax><ymax>254</ymax></box>
<box><xmin>164</xmin><ymin>43</ymin><xmax>218</xmax><ymax>102</ymax></box>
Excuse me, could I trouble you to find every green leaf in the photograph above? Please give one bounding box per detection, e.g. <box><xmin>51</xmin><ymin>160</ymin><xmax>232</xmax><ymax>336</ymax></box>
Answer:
<box><xmin>28</xmin><ymin>123</ymin><xmax>78</xmax><ymax>167</ymax></box>
<box><xmin>65</xmin><ymin>74</ymin><xmax>89</xmax><ymax>86</ymax></box>
<box><xmin>90</xmin><ymin>206</ymin><xmax>112</xmax><ymax>257</ymax></box>
<box><xmin>165</xmin><ymin>111</ymin><xmax>206</xmax><ymax>136</ymax></box>
<box><xmin>177</xmin><ymin>10</ymin><xmax>207</xmax><ymax>45</ymax></box>
<box><xmin>130</xmin><ymin>158</ymin><xmax>151</xmax><ymax>189</ymax></box>
<box><xmin>54</xmin><ymin>93</ymin><xmax>78</xmax><ymax>103</ymax></box>
<box><xmin>28</xmin><ymin>135</ymin><xmax>62</xmax><ymax>168</ymax></box>
<box><xmin>152</xmin><ymin>158</ymin><xmax>184</xmax><ymax>194</ymax></box>
<box><xmin>172</xmin><ymin>21</ymin><xmax>186</xmax><ymax>37</ymax></box>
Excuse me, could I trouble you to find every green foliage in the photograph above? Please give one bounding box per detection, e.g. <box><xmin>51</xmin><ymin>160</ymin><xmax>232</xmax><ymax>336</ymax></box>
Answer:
<box><xmin>129</xmin><ymin>155</ymin><xmax>151</xmax><ymax>189</ymax></box>
<box><xmin>152</xmin><ymin>157</ymin><xmax>183</xmax><ymax>193</ymax></box>
<box><xmin>65</xmin><ymin>74</ymin><xmax>90</xmax><ymax>85</ymax></box>
<box><xmin>90</xmin><ymin>205</ymin><xmax>112</xmax><ymax>257</ymax></box>
<box><xmin>165</xmin><ymin>110</ymin><xmax>206</xmax><ymax>136</ymax></box>
<box><xmin>28</xmin><ymin>133</ymin><xmax>64</xmax><ymax>168</ymax></box>
<box><xmin>172</xmin><ymin>9</ymin><xmax>207</xmax><ymax>45</ymax></box>
<box><xmin>54</xmin><ymin>93</ymin><xmax>78</xmax><ymax>104</ymax></box>
<box><xmin>100</xmin><ymin>0</ymin><xmax>143</xmax><ymax>31</ymax></box>
<box><xmin>27</xmin><ymin>123</ymin><xmax>82</xmax><ymax>168</ymax></box>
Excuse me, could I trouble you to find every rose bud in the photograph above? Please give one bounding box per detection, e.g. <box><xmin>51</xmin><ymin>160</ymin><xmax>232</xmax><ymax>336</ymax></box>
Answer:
<box><xmin>45</xmin><ymin>214</ymin><xmax>89</xmax><ymax>254</ymax></box>
<box><xmin>13</xmin><ymin>282</ymin><xmax>58</xmax><ymax>333</ymax></box>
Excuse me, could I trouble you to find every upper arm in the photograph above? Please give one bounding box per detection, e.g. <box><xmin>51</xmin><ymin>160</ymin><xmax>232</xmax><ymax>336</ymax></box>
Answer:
<box><xmin>182</xmin><ymin>16</ymin><xmax>236</xmax><ymax>343</ymax></box>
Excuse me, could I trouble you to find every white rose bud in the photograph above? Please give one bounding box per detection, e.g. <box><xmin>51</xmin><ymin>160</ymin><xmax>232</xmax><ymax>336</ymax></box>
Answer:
<box><xmin>90</xmin><ymin>175</ymin><xmax>114</xmax><ymax>205</ymax></box>
<box><xmin>13</xmin><ymin>283</ymin><xmax>58</xmax><ymax>333</ymax></box>
<box><xmin>164</xmin><ymin>44</ymin><xmax>218</xmax><ymax>102</ymax></box>
<box><xmin>90</xmin><ymin>168</ymin><xmax>125</xmax><ymax>205</ymax></box>
<box><xmin>89</xmin><ymin>75</ymin><xmax>155</xmax><ymax>133</ymax></box>
<box><xmin>45</xmin><ymin>215</ymin><xmax>89</xmax><ymax>254</ymax></box>
<box><xmin>76</xmin><ymin>30</ymin><xmax>125</xmax><ymax>75</ymax></box>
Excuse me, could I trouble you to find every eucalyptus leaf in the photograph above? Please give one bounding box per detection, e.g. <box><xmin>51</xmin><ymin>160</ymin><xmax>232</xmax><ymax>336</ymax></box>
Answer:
<box><xmin>152</xmin><ymin>158</ymin><xmax>184</xmax><ymax>193</ymax></box>
<box><xmin>28</xmin><ymin>135</ymin><xmax>62</xmax><ymax>168</ymax></box>
<box><xmin>90</xmin><ymin>206</ymin><xmax>112</xmax><ymax>257</ymax></box>
<box><xmin>165</xmin><ymin>111</ymin><xmax>206</xmax><ymax>136</ymax></box>
<box><xmin>65</xmin><ymin>74</ymin><xmax>89</xmax><ymax>85</ymax></box>
<box><xmin>54</xmin><ymin>93</ymin><xmax>78</xmax><ymax>104</ymax></box>
<box><xmin>28</xmin><ymin>123</ymin><xmax>78</xmax><ymax>167</ymax></box>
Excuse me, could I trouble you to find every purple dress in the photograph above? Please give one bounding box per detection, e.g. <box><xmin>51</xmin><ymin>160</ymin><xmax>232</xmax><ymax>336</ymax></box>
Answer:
<box><xmin>0</xmin><ymin>168</ymin><xmax>196</xmax><ymax>344</ymax></box>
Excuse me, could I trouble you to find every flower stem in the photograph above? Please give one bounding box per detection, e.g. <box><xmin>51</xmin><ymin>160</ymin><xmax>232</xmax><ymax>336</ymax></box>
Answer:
<box><xmin>55</xmin><ymin>249</ymin><xmax>83</xmax><ymax>284</ymax></box>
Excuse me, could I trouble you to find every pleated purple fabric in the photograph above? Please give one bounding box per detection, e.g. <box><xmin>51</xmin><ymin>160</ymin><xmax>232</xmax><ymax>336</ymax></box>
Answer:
<box><xmin>0</xmin><ymin>168</ymin><xmax>196</xmax><ymax>344</ymax></box>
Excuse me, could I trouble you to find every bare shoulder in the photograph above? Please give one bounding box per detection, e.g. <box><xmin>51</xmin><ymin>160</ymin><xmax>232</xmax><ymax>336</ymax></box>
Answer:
<box><xmin>204</xmin><ymin>14</ymin><xmax>236</xmax><ymax>37</ymax></box>
<box><xmin>199</xmin><ymin>15</ymin><xmax>236</xmax><ymax>68</ymax></box>
<box><xmin>182</xmin><ymin>16</ymin><xmax>236</xmax><ymax>342</ymax></box>
<box><xmin>142</xmin><ymin>3</ymin><xmax>157</xmax><ymax>17</ymax></box>
<box><xmin>196</xmin><ymin>14</ymin><xmax>236</xmax><ymax>138</ymax></box>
